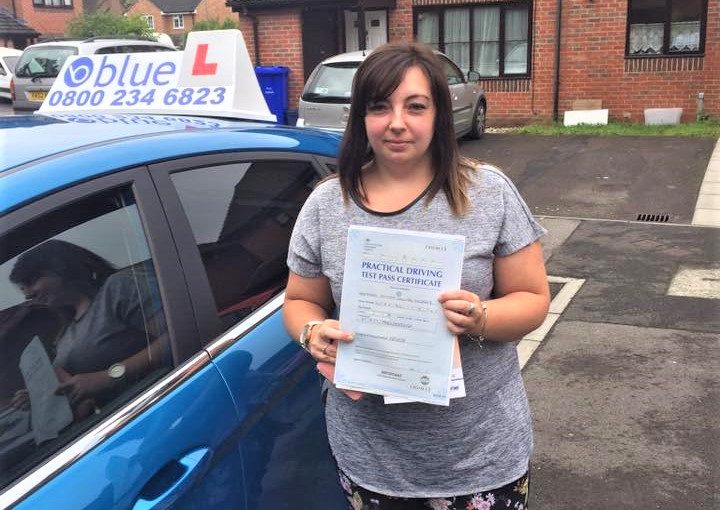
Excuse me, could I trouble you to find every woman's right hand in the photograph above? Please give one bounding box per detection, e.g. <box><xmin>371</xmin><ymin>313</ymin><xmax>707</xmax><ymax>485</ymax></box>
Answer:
<box><xmin>307</xmin><ymin>319</ymin><xmax>353</xmax><ymax>364</ymax></box>
<box><xmin>10</xmin><ymin>389</ymin><xmax>29</xmax><ymax>410</ymax></box>
<box><xmin>309</xmin><ymin>320</ymin><xmax>363</xmax><ymax>401</ymax></box>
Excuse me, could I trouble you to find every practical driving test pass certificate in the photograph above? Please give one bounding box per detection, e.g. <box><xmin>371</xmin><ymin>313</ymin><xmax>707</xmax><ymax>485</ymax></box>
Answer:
<box><xmin>334</xmin><ymin>226</ymin><xmax>465</xmax><ymax>405</ymax></box>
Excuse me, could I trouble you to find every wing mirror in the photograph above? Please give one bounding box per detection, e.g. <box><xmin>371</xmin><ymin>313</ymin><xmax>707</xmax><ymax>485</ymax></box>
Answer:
<box><xmin>467</xmin><ymin>70</ymin><xmax>480</xmax><ymax>82</ymax></box>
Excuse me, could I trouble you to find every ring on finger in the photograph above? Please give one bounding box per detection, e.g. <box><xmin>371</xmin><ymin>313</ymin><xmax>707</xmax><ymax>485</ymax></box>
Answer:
<box><xmin>466</xmin><ymin>301</ymin><xmax>476</xmax><ymax>316</ymax></box>
<box><xmin>322</xmin><ymin>345</ymin><xmax>328</xmax><ymax>355</ymax></box>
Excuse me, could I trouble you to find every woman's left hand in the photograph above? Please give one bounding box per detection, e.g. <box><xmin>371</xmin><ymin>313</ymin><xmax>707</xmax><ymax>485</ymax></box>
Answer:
<box><xmin>55</xmin><ymin>370</ymin><xmax>112</xmax><ymax>405</ymax></box>
<box><xmin>438</xmin><ymin>289</ymin><xmax>482</xmax><ymax>336</ymax></box>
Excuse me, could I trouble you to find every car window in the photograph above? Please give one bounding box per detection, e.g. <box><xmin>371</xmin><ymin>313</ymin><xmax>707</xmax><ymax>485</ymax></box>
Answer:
<box><xmin>96</xmin><ymin>45</ymin><xmax>173</xmax><ymax>55</ymax></box>
<box><xmin>3</xmin><ymin>56</ymin><xmax>19</xmax><ymax>73</ymax></box>
<box><xmin>93</xmin><ymin>46</ymin><xmax>118</xmax><ymax>55</ymax></box>
<box><xmin>302</xmin><ymin>63</ymin><xmax>358</xmax><ymax>102</ymax></box>
<box><xmin>441</xmin><ymin>56</ymin><xmax>465</xmax><ymax>85</ymax></box>
<box><xmin>169</xmin><ymin>160</ymin><xmax>320</xmax><ymax>331</ymax></box>
<box><xmin>0</xmin><ymin>186</ymin><xmax>171</xmax><ymax>490</ymax></box>
<box><xmin>14</xmin><ymin>47</ymin><xmax>78</xmax><ymax>79</ymax></box>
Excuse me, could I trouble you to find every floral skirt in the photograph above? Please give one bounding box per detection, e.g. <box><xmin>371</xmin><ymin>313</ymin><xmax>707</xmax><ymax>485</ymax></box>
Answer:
<box><xmin>338</xmin><ymin>468</ymin><xmax>530</xmax><ymax>510</ymax></box>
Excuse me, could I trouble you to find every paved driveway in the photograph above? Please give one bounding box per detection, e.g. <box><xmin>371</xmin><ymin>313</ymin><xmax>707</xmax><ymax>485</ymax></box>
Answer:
<box><xmin>460</xmin><ymin>135</ymin><xmax>719</xmax><ymax>509</ymax></box>
<box><xmin>460</xmin><ymin>135</ymin><xmax>715</xmax><ymax>223</ymax></box>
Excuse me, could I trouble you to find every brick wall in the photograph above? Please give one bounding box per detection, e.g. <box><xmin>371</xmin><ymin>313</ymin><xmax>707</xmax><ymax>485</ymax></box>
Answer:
<box><xmin>13</xmin><ymin>0</ymin><xmax>83</xmax><ymax>38</ymax></box>
<box><xmin>237</xmin><ymin>8</ymin><xmax>303</xmax><ymax>116</ymax></box>
<box><xmin>409</xmin><ymin>0</ymin><xmax>719</xmax><ymax>125</ymax></box>
<box><xmin>389</xmin><ymin>1</ymin><xmax>413</xmax><ymax>42</ymax></box>
<box><xmin>551</xmin><ymin>0</ymin><xmax>719</xmax><ymax>123</ymax></box>
<box><xmin>127</xmin><ymin>0</ymin><xmax>163</xmax><ymax>32</ymax></box>
<box><xmin>128</xmin><ymin>0</ymin><xmax>196</xmax><ymax>44</ymax></box>
<box><xmin>195</xmin><ymin>0</ymin><xmax>235</xmax><ymax>24</ymax></box>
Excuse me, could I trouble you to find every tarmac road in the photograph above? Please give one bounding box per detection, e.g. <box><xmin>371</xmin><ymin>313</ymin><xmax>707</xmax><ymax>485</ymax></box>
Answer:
<box><xmin>459</xmin><ymin>135</ymin><xmax>719</xmax><ymax>509</ymax></box>
<box><xmin>0</xmin><ymin>100</ymin><xmax>13</xmax><ymax>116</ymax></box>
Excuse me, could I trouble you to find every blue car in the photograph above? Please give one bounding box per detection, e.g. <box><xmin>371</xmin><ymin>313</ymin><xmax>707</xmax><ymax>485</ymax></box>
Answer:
<box><xmin>0</xmin><ymin>111</ymin><xmax>346</xmax><ymax>509</ymax></box>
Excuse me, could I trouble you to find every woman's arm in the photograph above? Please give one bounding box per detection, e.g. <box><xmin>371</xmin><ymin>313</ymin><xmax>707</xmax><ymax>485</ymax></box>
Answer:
<box><xmin>439</xmin><ymin>241</ymin><xmax>550</xmax><ymax>342</ymax></box>
<box><xmin>283</xmin><ymin>271</ymin><xmax>353</xmax><ymax>361</ymax></box>
<box><xmin>284</xmin><ymin>271</ymin><xmax>361</xmax><ymax>400</ymax></box>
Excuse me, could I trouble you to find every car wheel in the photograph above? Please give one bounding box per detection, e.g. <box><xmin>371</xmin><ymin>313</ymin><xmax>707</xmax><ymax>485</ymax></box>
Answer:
<box><xmin>468</xmin><ymin>101</ymin><xmax>486</xmax><ymax>140</ymax></box>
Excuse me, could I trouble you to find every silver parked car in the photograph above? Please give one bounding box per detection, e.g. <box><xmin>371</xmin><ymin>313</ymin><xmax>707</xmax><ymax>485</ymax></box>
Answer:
<box><xmin>298</xmin><ymin>50</ymin><xmax>486</xmax><ymax>139</ymax></box>
<box><xmin>12</xmin><ymin>38</ymin><xmax>175</xmax><ymax>111</ymax></box>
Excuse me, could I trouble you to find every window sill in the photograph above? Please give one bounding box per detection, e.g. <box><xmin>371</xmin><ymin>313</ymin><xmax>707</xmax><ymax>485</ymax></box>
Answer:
<box><xmin>625</xmin><ymin>53</ymin><xmax>705</xmax><ymax>59</ymax></box>
<box><xmin>624</xmin><ymin>55</ymin><xmax>704</xmax><ymax>73</ymax></box>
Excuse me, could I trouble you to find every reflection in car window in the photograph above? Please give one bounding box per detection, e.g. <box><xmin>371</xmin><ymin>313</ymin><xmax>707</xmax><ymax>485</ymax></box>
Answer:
<box><xmin>170</xmin><ymin>160</ymin><xmax>320</xmax><ymax>331</ymax></box>
<box><xmin>0</xmin><ymin>187</ymin><xmax>170</xmax><ymax>489</ymax></box>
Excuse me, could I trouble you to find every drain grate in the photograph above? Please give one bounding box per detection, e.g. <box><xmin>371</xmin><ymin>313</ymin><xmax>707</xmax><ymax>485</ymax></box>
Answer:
<box><xmin>636</xmin><ymin>213</ymin><xmax>670</xmax><ymax>223</ymax></box>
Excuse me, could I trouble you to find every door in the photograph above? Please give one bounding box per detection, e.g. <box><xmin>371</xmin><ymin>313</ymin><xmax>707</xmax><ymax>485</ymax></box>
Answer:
<box><xmin>439</xmin><ymin>54</ymin><xmax>475</xmax><ymax>134</ymax></box>
<box><xmin>344</xmin><ymin>10</ymin><xmax>388</xmax><ymax>52</ymax></box>
<box><xmin>149</xmin><ymin>152</ymin><xmax>346</xmax><ymax>509</ymax></box>
<box><xmin>302</xmin><ymin>8</ymin><xmax>340</xmax><ymax>80</ymax></box>
<box><xmin>0</xmin><ymin>168</ymin><xmax>247</xmax><ymax>510</ymax></box>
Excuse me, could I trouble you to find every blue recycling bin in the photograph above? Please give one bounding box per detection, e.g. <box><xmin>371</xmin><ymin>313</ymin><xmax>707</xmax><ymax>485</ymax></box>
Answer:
<box><xmin>255</xmin><ymin>66</ymin><xmax>289</xmax><ymax>124</ymax></box>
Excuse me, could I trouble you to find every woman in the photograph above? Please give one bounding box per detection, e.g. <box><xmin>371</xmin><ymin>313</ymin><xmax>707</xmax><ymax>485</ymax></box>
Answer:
<box><xmin>10</xmin><ymin>239</ymin><xmax>168</xmax><ymax>411</ymax></box>
<box><xmin>283</xmin><ymin>43</ymin><xmax>549</xmax><ymax>510</ymax></box>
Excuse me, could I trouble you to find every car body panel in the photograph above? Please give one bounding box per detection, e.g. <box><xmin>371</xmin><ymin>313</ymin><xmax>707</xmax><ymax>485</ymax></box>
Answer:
<box><xmin>0</xmin><ymin>109</ymin><xmax>343</xmax><ymax>509</ymax></box>
<box><xmin>209</xmin><ymin>305</ymin><xmax>347</xmax><ymax>509</ymax></box>
<box><xmin>11</xmin><ymin>359</ymin><xmax>246</xmax><ymax>510</ymax></box>
<box><xmin>0</xmin><ymin>114</ymin><xmax>340</xmax><ymax>215</ymax></box>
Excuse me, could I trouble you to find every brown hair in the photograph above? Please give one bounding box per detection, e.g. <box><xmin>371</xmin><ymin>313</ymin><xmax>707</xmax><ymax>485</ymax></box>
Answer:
<box><xmin>336</xmin><ymin>42</ymin><xmax>474</xmax><ymax>216</ymax></box>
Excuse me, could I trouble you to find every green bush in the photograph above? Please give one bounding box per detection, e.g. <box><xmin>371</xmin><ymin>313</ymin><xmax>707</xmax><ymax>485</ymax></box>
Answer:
<box><xmin>66</xmin><ymin>11</ymin><xmax>155</xmax><ymax>40</ymax></box>
<box><xmin>192</xmin><ymin>18</ymin><xmax>239</xmax><ymax>31</ymax></box>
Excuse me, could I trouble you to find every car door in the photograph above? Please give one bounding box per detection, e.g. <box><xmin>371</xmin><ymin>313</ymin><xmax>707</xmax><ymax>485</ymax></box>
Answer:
<box><xmin>148</xmin><ymin>151</ymin><xmax>348</xmax><ymax>510</ymax></box>
<box><xmin>440</xmin><ymin>55</ymin><xmax>475</xmax><ymax>135</ymax></box>
<box><xmin>0</xmin><ymin>167</ymin><xmax>247</xmax><ymax>510</ymax></box>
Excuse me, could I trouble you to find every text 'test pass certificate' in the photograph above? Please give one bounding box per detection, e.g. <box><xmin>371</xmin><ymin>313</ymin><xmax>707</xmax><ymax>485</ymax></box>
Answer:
<box><xmin>335</xmin><ymin>225</ymin><xmax>465</xmax><ymax>405</ymax></box>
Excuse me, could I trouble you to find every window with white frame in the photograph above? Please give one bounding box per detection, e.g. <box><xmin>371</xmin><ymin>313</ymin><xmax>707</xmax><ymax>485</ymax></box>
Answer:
<box><xmin>144</xmin><ymin>15</ymin><xmax>154</xmax><ymax>30</ymax></box>
<box><xmin>415</xmin><ymin>2</ymin><xmax>530</xmax><ymax>78</ymax></box>
<box><xmin>627</xmin><ymin>0</ymin><xmax>707</xmax><ymax>56</ymax></box>
<box><xmin>32</xmin><ymin>0</ymin><xmax>72</xmax><ymax>7</ymax></box>
<box><xmin>172</xmin><ymin>15</ymin><xmax>184</xmax><ymax>30</ymax></box>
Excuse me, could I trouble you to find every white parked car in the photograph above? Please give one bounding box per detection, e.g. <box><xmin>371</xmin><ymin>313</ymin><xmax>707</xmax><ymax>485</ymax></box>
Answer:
<box><xmin>0</xmin><ymin>47</ymin><xmax>22</xmax><ymax>101</ymax></box>
<box><xmin>12</xmin><ymin>38</ymin><xmax>175</xmax><ymax>111</ymax></box>
<box><xmin>298</xmin><ymin>50</ymin><xmax>487</xmax><ymax>139</ymax></box>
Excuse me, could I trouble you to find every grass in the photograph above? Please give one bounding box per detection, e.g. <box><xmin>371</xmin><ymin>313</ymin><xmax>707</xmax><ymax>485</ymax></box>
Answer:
<box><xmin>505</xmin><ymin>118</ymin><xmax>720</xmax><ymax>137</ymax></box>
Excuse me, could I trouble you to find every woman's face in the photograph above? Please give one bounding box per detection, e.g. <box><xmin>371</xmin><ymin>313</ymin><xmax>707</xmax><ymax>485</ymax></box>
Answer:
<box><xmin>18</xmin><ymin>273</ymin><xmax>66</xmax><ymax>308</ymax></box>
<box><xmin>364</xmin><ymin>65</ymin><xmax>436</xmax><ymax>170</ymax></box>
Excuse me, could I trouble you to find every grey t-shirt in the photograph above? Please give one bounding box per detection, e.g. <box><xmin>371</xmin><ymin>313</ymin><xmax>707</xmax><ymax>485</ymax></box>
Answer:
<box><xmin>54</xmin><ymin>268</ymin><xmax>164</xmax><ymax>377</ymax></box>
<box><xmin>287</xmin><ymin>164</ymin><xmax>546</xmax><ymax>498</ymax></box>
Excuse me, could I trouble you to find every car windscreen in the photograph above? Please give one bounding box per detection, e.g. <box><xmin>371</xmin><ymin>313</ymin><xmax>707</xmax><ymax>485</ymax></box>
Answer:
<box><xmin>301</xmin><ymin>62</ymin><xmax>359</xmax><ymax>104</ymax></box>
<box><xmin>95</xmin><ymin>45</ymin><xmax>176</xmax><ymax>54</ymax></box>
<box><xmin>14</xmin><ymin>47</ymin><xmax>78</xmax><ymax>79</ymax></box>
<box><xmin>2</xmin><ymin>56</ymin><xmax>19</xmax><ymax>73</ymax></box>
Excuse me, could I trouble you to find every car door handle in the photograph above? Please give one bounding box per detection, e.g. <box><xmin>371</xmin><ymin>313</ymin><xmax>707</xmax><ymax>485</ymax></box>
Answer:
<box><xmin>132</xmin><ymin>447</ymin><xmax>212</xmax><ymax>510</ymax></box>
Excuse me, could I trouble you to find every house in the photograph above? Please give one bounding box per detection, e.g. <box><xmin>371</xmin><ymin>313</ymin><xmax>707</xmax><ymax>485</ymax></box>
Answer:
<box><xmin>228</xmin><ymin>0</ymin><xmax>719</xmax><ymax>125</ymax></box>
<box><xmin>126</xmin><ymin>0</ymin><xmax>236</xmax><ymax>46</ymax></box>
<box><xmin>0</xmin><ymin>6</ymin><xmax>40</xmax><ymax>48</ymax></box>
<box><xmin>0</xmin><ymin>0</ymin><xmax>126</xmax><ymax>48</ymax></box>
<box><xmin>83</xmin><ymin>0</ymin><xmax>124</xmax><ymax>15</ymax></box>
<box><xmin>0</xmin><ymin>0</ymin><xmax>81</xmax><ymax>42</ymax></box>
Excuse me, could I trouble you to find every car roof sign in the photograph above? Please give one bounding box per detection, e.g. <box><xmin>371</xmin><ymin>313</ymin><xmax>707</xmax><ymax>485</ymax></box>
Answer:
<box><xmin>38</xmin><ymin>30</ymin><xmax>276</xmax><ymax>122</ymax></box>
